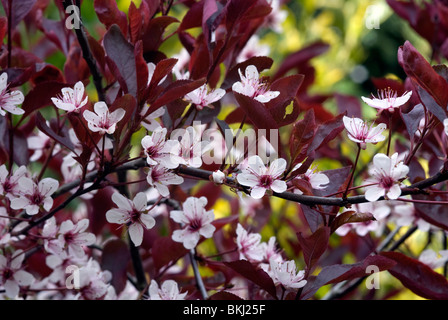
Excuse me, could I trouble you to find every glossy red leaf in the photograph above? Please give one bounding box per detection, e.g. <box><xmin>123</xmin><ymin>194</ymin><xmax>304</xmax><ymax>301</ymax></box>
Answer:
<box><xmin>21</xmin><ymin>81</ymin><xmax>69</xmax><ymax>118</ymax></box>
<box><xmin>289</xmin><ymin>108</ymin><xmax>315</xmax><ymax>167</ymax></box>
<box><xmin>1</xmin><ymin>0</ymin><xmax>36</xmax><ymax>29</ymax></box>
<box><xmin>380</xmin><ymin>251</ymin><xmax>448</xmax><ymax>300</ymax></box>
<box><xmin>307</xmin><ymin>112</ymin><xmax>345</xmax><ymax>156</ymax></box>
<box><xmin>412</xmin><ymin>193</ymin><xmax>448</xmax><ymax>230</ymax></box>
<box><xmin>330</xmin><ymin>210</ymin><xmax>375</xmax><ymax>234</ymax></box>
<box><xmin>233</xmin><ymin>91</ymin><xmax>279</xmax><ymax>131</ymax></box>
<box><xmin>142</xmin><ymin>16</ymin><xmax>179</xmax><ymax>52</ymax></box>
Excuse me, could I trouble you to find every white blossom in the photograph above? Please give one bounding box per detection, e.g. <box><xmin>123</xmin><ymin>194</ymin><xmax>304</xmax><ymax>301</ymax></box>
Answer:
<box><xmin>0</xmin><ymin>72</ymin><xmax>25</xmax><ymax>116</ymax></box>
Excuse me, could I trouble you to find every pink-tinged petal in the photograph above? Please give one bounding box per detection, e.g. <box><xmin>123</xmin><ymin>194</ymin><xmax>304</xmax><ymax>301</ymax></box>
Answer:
<box><xmin>364</xmin><ymin>185</ymin><xmax>385</xmax><ymax>202</ymax></box>
<box><xmin>232</xmin><ymin>81</ymin><xmax>245</xmax><ymax>95</ymax></box>
<box><xmin>59</xmin><ymin>220</ymin><xmax>75</xmax><ymax>234</ymax></box>
<box><xmin>18</xmin><ymin>177</ymin><xmax>35</xmax><ymax>194</ymax></box>
<box><xmin>110</xmin><ymin>108</ymin><xmax>126</xmax><ymax>123</ymax></box>
<box><xmin>2</xmin><ymin>103</ymin><xmax>25</xmax><ymax>115</ymax></box>
<box><xmin>74</xmin><ymin>232</ymin><xmax>96</xmax><ymax>246</ymax></box>
<box><xmin>237</xmin><ymin>173</ymin><xmax>259</xmax><ymax>187</ymax></box>
<box><xmin>10</xmin><ymin>197</ymin><xmax>30</xmax><ymax>210</ymax></box>
<box><xmin>202</xmin><ymin>210</ymin><xmax>215</xmax><ymax>225</ymax></box>
<box><xmin>386</xmin><ymin>184</ymin><xmax>402</xmax><ymax>200</ymax></box>
<box><xmin>372</xmin><ymin>153</ymin><xmax>391</xmax><ymax>174</ymax></box>
<box><xmin>309</xmin><ymin>173</ymin><xmax>330</xmax><ymax>189</ymax></box>
<box><xmin>155</xmin><ymin>183</ymin><xmax>170</xmax><ymax>197</ymax></box>
<box><xmin>74</xmin><ymin>81</ymin><xmax>85</xmax><ymax>103</ymax></box>
<box><xmin>38</xmin><ymin>178</ymin><xmax>59</xmax><ymax>197</ymax></box>
<box><xmin>141</xmin><ymin>135</ymin><xmax>154</xmax><ymax>149</ymax></box>
<box><xmin>250</xmin><ymin>186</ymin><xmax>267</xmax><ymax>199</ymax></box>
<box><xmin>83</xmin><ymin>110</ymin><xmax>99</xmax><ymax>123</ymax></box>
<box><xmin>25</xmin><ymin>204</ymin><xmax>40</xmax><ymax>216</ymax></box>
<box><xmin>170</xmin><ymin>210</ymin><xmax>189</xmax><ymax>224</ymax></box>
<box><xmin>51</xmin><ymin>98</ymin><xmax>75</xmax><ymax>112</ymax></box>
<box><xmin>394</xmin><ymin>91</ymin><xmax>412</xmax><ymax>107</ymax></box>
<box><xmin>361</xmin><ymin>96</ymin><xmax>389</xmax><ymax>110</ymax></box>
<box><xmin>205</xmin><ymin>88</ymin><xmax>226</xmax><ymax>105</ymax></box>
<box><xmin>133</xmin><ymin>192</ymin><xmax>148</xmax><ymax>212</ymax></box>
<box><xmin>106</xmin><ymin>208</ymin><xmax>129</xmax><ymax>224</ymax></box>
<box><xmin>140</xmin><ymin>213</ymin><xmax>156</xmax><ymax>230</ymax></box>
<box><xmin>254</xmin><ymin>91</ymin><xmax>280</xmax><ymax>103</ymax></box>
<box><xmin>199</xmin><ymin>223</ymin><xmax>216</xmax><ymax>239</ymax></box>
<box><xmin>68</xmin><ymin>243</ymin><xmax>86</xmax><ymax>258</ymax></box>
<box><xmin>182</xmin><ymin>231</ymin><xmax>201</xmax><ymax>249</ymax></box>
<box><xmin>147</xmin><ymin>62</ymin><xmax>156</xmax><ymax>84</ymax></box>
<box><xmin>6</xmin><ymin>90</ymin><xmax>25</xmax><ymax>105</ymax></box>
<box><xmin>11</xmin><ymin>250</ymin><xmax>25</xmax><ymax>269</ymax></box>
<box><xmin>268</xmin><ymin>158</ymin><xmax>287</xmax><ymax>178</ymax></box>
<box><xmin>42</xmin><ymin>197</ymin><xmax>54</xmax><ymax>212</ymax></box>
<box><xmin>246</xmin><ymin>155</ymin><xmax>266</xmax><ymax>176</ymax></box>
<box><xmin>74</xmin><ymin>219</ymin><xmax>90</xmax><ymax>233</ymax></box>
<box><xmin>151</xmin><ymin>127</ymin><xmax>168</xmax><ymax>145</ymax></box>
<box><xmin>129</xmin><ymin>223</ymin><xmax>144</xmax><ymax>246</ymax></box>
<box><xmin>0</xmin><ymin>72</ymin><xmax>8</xmax><ymax>90</ymax></box>
<box><xmin>93</xmin><ymin>101</ymin><xmax>109</xmax><ymax>117</ymax></box>
<box><xmin>245</xmin><ymin>65</ymin><xmax>259</xmax><ymax>81</ymax></box>
<box><xmin>270</xmin><ymin>180</ymin><xmax>287</xmax><ymax>193</ymax></box>
<box><xmin>0</xmin><ymin>254</ymin><xmax>7</xmax><ymax>268</ymax></box>
<box><xmin>14</xmin><ymin>270</ymin><xmax>35</xmax><ymax>286</ymax></box>
<box><xmin>4</xmin><ymin>279</ymin><xmax>19</xmax><ymax>298</ymax></box>
<box><xmin>111</xmin><ymin>192</ymin><xmax>133</xmax><ymax>212</ymax></box>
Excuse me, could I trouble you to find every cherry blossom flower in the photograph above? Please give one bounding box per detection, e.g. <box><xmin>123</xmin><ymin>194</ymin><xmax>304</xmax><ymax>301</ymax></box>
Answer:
<box><xmin>237</xmin><ymin>155</ymin><xmax>287</xmax><ymax>199</ymax></box>
<box><xmin>106</xmin><ymin>192</ymin><xmax>156</xmax><ymax>246</ymax></box>
<box><xmin>232</xmin><ymin>65</ymin><xmax>280</xmax><ymax>103</ymax></box>
<box><xmin>237</xmin><ymin>35</ymin><xmax>271</xmax><ymax>63</ymax></box>
<box><xmin>141</xmin><ymin>127</ymin><xmax>183</xmax><ymax>169</ymax></box>
<box><xmin>45</xmin><ymin>250</ymin><xmax>87</xmax><ymax>285</ymax></box>
<box><xmin>364</xmin><ymin>153</ymin><xmax>409</xmax><ymax>202</ymax></box>
<box><xmin>0</xmin><ymin>164</ymin><xmax>28</xmax><ymax>200</ymax></box>
<box><xmin>55</xmin><ymin>219</ymin><xmax>96</xmax><ymax>258</ymax></box>
<box><xmin>0</xmin><ymin>250</ymin><xmax>35</xmax><ymax>298</ymax></box>
<box><xmin>176</xmin><ymin>125</ymin><xmax>212</xmax><ymax>168</ymax></box>
<box><xmin>10</xmin><ymin>177</ymin><xmax>59</xmax><ymax>216</ymax></box>
<box><xmin>184</xmin><ymin>83</ymin><xmax>226</xmax><ymax>110</ymax></box>
<box><xmin>83</xmin><ymin>101</ymin><xmax>125</xmax><ymax>135</ymax></box>
<box><xmin>343</xmin><ymin>116</ymin><xmax>387</xmax><ymax>149</ymax></box>
<box><xmin>76</xmin><ymin>258</ymin><xmax>113</xmax><ymax>300</ymax></box>
<box><xmin>51</xmin><ymin>81</ymin><xmax>88</xmax><ymax>113</ymax></box>
<box><xmin>212</xmin><ymin>170</ymin><xmax>226</xmax><ymax>184</ymax></box>
<box><xmin>361</xmin><ymin>88</ymin><xmax>412</xmax><ymax>113</ymax></box>
<box><xmin>292</xmin><ymin>163</ymin><xmax>330</xmax><ymax>191</ymax></box>
<box><xmin>268</xmin><ymin>258</ymin><xmax>307</xmax><ymax>292</ymax></box>
<box><xmin>0</xmin><ymin>72</ymin><xmax>25</xmax><ymax>116</ymax></box>
<box><xmin>170</xmin><ymin>196</ymin><xmax>216</xmax><ymax>250</ymax></box>
<box><xmin>236</xmin><ymin>223</ymin><xmax>264</xmax><ymax>262</ymax></box>
<box><xmin>264</xmin><ymin>0</ymin><xmax>288</xmax><ymax>33</ymax></box>
<box><xmin>148</xmin><ymin>280</ymin><xmax>187</xmax><ymax>300</ymax></box>
<box><xmin>260</xmin><ymin>236</ymin><xmax>283</xmax><ymax>264</ymax></box>
<box><xmin>140</xmin><ymin>105</ymin><xmax>165</xmax><ymax>131</ymax></box>
<box><xmin>419</xmin><ymin>249</ymin><xmax>448</xmax><ymax>269</ymax></box>
<box><xmin>146</xmin><ymin>165</ymin><xmax>184</xmax><ymax>197</ymax></box>
<box><xmin>27</xmin><ymin>129</ymin><xmax>61</xmax><ymax>161</ymax></box>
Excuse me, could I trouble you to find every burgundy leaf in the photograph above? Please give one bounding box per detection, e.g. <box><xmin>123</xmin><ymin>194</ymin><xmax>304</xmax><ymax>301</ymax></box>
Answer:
<box><xmin>273</xmin><ymin>41</ymin><xmax>330</xmax><ymax>80</ymax></box>
<box><xmin>297</xmin><ymin>226</ymin><xmax>330</xmax><ymax>271</ymax></box>
<box><xmin>289</xmin><ymin>108</ymin><xmax>315</xmax><ymax>167</ymax></box>
<box><xmin>94</xmin><ymin>0</ymin><xmax>128</xmax><ymax>36</ymax></box>
<box><xmin>104</xmin><ymin>24</ymin><xmax>137</xmax><ymax>97</ymax></box>
<box><xmin>21</xmin><ymin>81</ymin><xmax>69</xmax><ymax>118</ymax></box>
<box><xmin>398</xmin><ymin>40</ymin><xmax>448</xmax><ymax>109</ymax></box>
<box><xmin>101</xmin><ymin>238</ymin><xmax>131</xmax><ymax>294</ymax></box>
<box><xmin>300</xmin><ymin>254</ymin><xmax>396</xmax><ymax>300</ymax></box>
<box><xmin>266</xmin><ymin>74</ymin><xmax>304</xmax><ymax>127</ymax></box>
<box><xmin>35</xmin><ymin>112</ymin><xmax>75</xmax><ymax>153</ymax></box>
<box><xmin>208</xmin><ymin>291</ymin><xmax>244</xmax><ymax>300</ymax></box>
<box><xmin>307</xmin><ymin>112</ymin><xmax>345</xmax><ymax>155</ymax></box>
<box><xmin>334</xmin><ymin>93</ymin><xmax>362</xmax><ymax>118</ymax></box>
<box><xmin>142</xmin><ymin>16</ymin><xmax>179</xmax><ymax>52</ymax></box>
<box><xmin>412</xmin><ymin>193</ymin><xmax>448</xmax><ymax>230</ymax></box>
<box><xmin>152</xmin><ymin>236</ymin><xmax>189</xmax><ymax>271</ymax></box>
<box><xmin>380</xmin><ymin>251</ymin><xmax>448</xmax><ymax>300</ymax></box>
<box><xmin>1</xmin><ymin>0</ymin><xmax>36</xmax><ymax>29</ymax></box>
<box><xmin>330</xmin><ymin>210</ymin><xmax>375</xmax><ymax>234</ymax></box>
<box><xmin>224</xmin><ymin>259</ymin><xmax>277</xmax><ymax>299</ymax></box>
<box><xmin>416</xmin><ymin>86</ymin><xmax>447</xmax><ymax>123</ymax></box>
<box><xmin>234</xmin><ymin>92</ymin><xmax>279</xmax><ymax>131</ymax></box>
<box><xmin>400</xmin><ymin>103</ymin><xmax>425</xmax><ymax>140</ymax></box>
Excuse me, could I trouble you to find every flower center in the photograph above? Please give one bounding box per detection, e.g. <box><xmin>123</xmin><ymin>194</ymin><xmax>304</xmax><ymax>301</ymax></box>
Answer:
<box><xmin>379</xmin><ymin>176</ymin><xmax>395</xmax><ymax>190</ymax></box>
<box><xmin>31</xmin><ymin>192</ymin><xmax>43</xmax><ymax>205</ymax></box>
<box><xmin>188</xmin><ymin>218</ymin><xmax>202</xmax><ymax>232</ymax></box>
<box><xmin>2</xmin><ymin>267</ymin><xmax>13</xmax><ymax>280</ymax></box>
<box><xmin>130</xmin><ymin>209</ymin><xmax>141</xmax><ymax>224</ymax></box>
<box><xmin>259</xmin><ymin>175</ymin><xmax>273</xmax><ymax>188</ymax></box>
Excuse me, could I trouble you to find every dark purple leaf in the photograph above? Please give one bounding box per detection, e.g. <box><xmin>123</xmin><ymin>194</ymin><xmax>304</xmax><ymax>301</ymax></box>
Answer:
<box><xmin>104</xmin><ymin>24</ymin><xmax>137</xmax><ymax>97</ymax></box>
<box><xmin>94</xmin><ymin>0</ymin><xmax>128</xmax><ymax>36</ymax></box>
<box><xmin>289</xmin><ymin>108</ymin><xmax>315</xmax><ymax>167</ymax></box>
<box><xmin>330</xmin><ymin>210</ymin><xmax>375</xmax><ymax>234</ymax></box>
<box><xmin>334</xmin><ymin>93</ymin><xmax>362</xmax><ymax>118</ymax></box>
<box><xmin>297</xmin><ymin>226</ymin><xmax>330</xmax><ymax>271</ymax></box>
<box><xmin>21</xmin><ymin>81</ymin><xmax>69</xmax><ymax>118</ymax></box>
<box><xmin>35</xmin><ymin>112</ymin><xmax>75</xmax><ymax>153</ymax></box>
<box><xmin>152</xmin><ymin>236</ymin><xmax>189</xmax><ymax>271</ymax></box>
<box><xmin>101</xmin><ymin>239</ymin><xmax>131</xmax><ymax>294</ymax></box>
<box><xmin>412</xmin><ymin>193</ymin><xmax>448</xmax><ymax>230</ymax></box>
<box><xmin>307</xmin><ymin>113</ymin><xmax>345</xmax><ymax>155</ymax></box>
<box><xmin>400</xmin><ymin>103</ymin><xmax>425</xmax><ymax>140</ymax></box>
<box><xmin>417</xmin><ymin>86</ymin><xmax>447</xmax><ymax>123</ymax></box>
<box><xmin>224</xmin><ymin>259</ymin><xmax>277</xmax><ymax>299</ymax></box>
<box><xmin>301</xmin><ymin>255</ymin><xmax>396</xmax><ymax>300</ymax></box>
<box><xmin>380</xmin><ymin>251</ymin><xmax>448</xmax><ymax>300</ymax></box>
<box><xmin>1</xmin><ymin>0</ymin><xmax>36</xmax><ymax>29</ymax></box>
